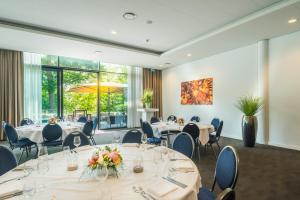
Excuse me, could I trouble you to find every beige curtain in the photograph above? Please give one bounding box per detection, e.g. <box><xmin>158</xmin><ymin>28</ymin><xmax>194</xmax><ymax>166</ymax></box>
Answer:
<box><xmin>0</xmin><ymin>49</ymin><xmax>24</xmax><ymax>140</ymax></box>
<box><xmin>143</xmin><ymin>68</ymin><xmax>162</xmax><ymax>117</ymax></box>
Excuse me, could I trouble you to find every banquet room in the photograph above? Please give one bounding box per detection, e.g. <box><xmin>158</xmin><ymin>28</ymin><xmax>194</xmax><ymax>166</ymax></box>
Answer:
<box><xmin>1</xmin><ymin>0</ymin><xmax>300</xmax><ymax>199</ymax></box>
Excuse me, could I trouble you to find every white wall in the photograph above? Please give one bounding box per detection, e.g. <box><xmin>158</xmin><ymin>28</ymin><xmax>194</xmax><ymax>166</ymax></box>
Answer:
<box><xmin>268</xmin><ymin>31</ymin><xmax>300</xmax><ymax>150</ymax></box>
<box><xmin>162</xmin><ymin>44</ymin><xmax>260</xmax><ymax>141</ymax></box>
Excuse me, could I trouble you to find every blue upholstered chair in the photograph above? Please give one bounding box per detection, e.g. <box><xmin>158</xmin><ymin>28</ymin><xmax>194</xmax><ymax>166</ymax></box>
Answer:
<box><xmin>198</xmin><ymin>146</ymin><xmax>239</xmax><ymax>200</ymax></box>
<box><xmin>207</xmin><ymin>121</ymin><xmax>224</xmax><ymax>157</ymax></box>
<box><xmin>77</xmin><ymin>116</ymin><xmax>87</xmax><ymax>123</ymax></box>
<box><xmin>82</xmin><ymin>120</ymin><xmax>96</xmax><ymax>145</ymax></box>
<box><xmin>3</xmin><ymin>122</ymin><xmax>38</xmax><ymax>163</ymax></box>
<box><xmin>122</xmin><ymin>129</ymin><xmax>142</xmax><ymax>144</ymax></box>
<box><xmin>182</xmin><ymin>123</ymin><xmax>200</xmax><ymax>160</ymax></box>
<box><xmin>150</xmin><ymin>116</ymin><xmax>159</xmax><ymax>124</ymax></box>
<box><xmin>141</xmin><ymin>121</ymin><xmax>162</xmax><ymax>144</ymax></box>
<box><xmin>62</xmin><ymin>131</ymin><xmax>91</xmax><ymax>149</ymax></box>
<box><xmin>211</xmin><ymin>118</ymin><xmax>220</xmax><ymax>131</ymax></box>
<box><xmin>0</xmin><ymin>145</ymin><xmax>17</xmax><ymax>176</ymax></box>
<box><xmin>191</xmin><ymin>116</ymin><xmax>200</xmax><ymax>122</ymax></box>
<box><xmin>42</xmin><ymin>124</ymin><xmax>63</xmax><ymax>147</ymax></box>
<box><xmin>20</xmin><ymin>118</ymin><xmax>34</xmax><ymax>126</ymax></box>
<box><xmin>139</xmin><ymin>118</ymin><xmax>143</xmax><ymax>128</ymax></box>
<box><xmin>92</xmin><ymin>117</ymin><xmax>98</xmax><ymax>133</ymax></box>
<box><xmin>172</xmin><ymin>132</ymin><xmax>195</xmax><ymax>158</ymax></box>
<box><xmin>216</xmin><ymin>188</ymin><xmax>235</xmax><ymax>200</ymax></box>
<box><xmin>167</xmin><ymin>115</ymin><xmax>177</xmax><ymax>122</ymax></box>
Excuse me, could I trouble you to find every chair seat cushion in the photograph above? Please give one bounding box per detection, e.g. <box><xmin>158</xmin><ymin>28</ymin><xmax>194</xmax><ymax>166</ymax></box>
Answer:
<box><xmin>147</xmin><ymin>137</ymin><xmax>161</xmax><ymax>144</ymax></box>
<box><xmin>14</xmin><ymin>138</ymin><xmax>36</xmax><ymax>148</ymax></box>
<box><xmin>42</xmin><ymin>140</ymin><xmax>63</xmax><ymax>147</ymax></box>
<box><xmin>198</xmin><ymin>187</ymin><xmax>216</xmax><ymax>200</ymax></box>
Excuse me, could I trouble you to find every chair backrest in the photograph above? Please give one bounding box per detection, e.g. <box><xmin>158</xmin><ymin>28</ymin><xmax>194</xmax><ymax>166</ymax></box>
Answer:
<box><xmin>213</xmin><ymin>146</ymin><xmax>239</xmax><ymax>191</ymax></box>
<box><xmin>216</xmin><ymin>121</ymin><xmax>224</xmax><ymax>138</ymax></box>
<box><xmin>0</xmin><ymin>145</ymin><xmax>17</xmax><ymax>175</ymax></box>
<box><xmin>211</xmin><ymin>118</ymin><xmax>220</xmax><ymax>131</ymax></box>
<box><xmin>217</xmin><ymin>188</ymin><xmax>236</xmax><ymax>200</ymax></box>
<box><xmin>190</xmin><ymin>116</ymin><xmax>200</xmax><ymax>122</ymax></box>
<box><xmin>150</xmin><ymin>116</ymin><xmax>159</xmax><ymax>124</ymax></box>
<box><xmin>172</xmin><ymin>132</ymin><xmax>195</xmax><ymax>158</ymax></box>
<box><xmin>82</xmin><ymin>120</ymin><xmax>93</xmax><ymax>136</ymax></box>
<box><xmin>78</xmin><ymin>116</ymin><xmax>87</xmax><ymax>123</ymax></box>
<box><xmin>141</xmin><ymin>121</ymin><xmax>154</xmax><ymax>138</ymax></box>
<box><xmin>167</xmin><ymin>115</ymin><xmax>177</xmax><ymax>122</ymax></box>
<box><xmin>62</xmin><ymin>131</ymin><xmax>91</xmax><ymax>149</ymax></box>
<box><xmin>92</xmin><ymin>117</ymin><xmax>98</xmax><ymax>131</ymax></box>
<box><xmin>42</xmin><ymin>124</ymin><xmax>63</xmax><ymax>142</ymax></box>
<box><xmin>20</xmin><ymin>118</ymin><xmax>34</xmax><ymax>126</ymax></box>
<box><xmin>3</xmin><ymin>123</ymin><xmax>19</xmax><ymax>144</ymax></box>
<box><xmin>182</xmin><ymin>123</ymin><xmax>200</xmax><ymax>142</ymax></box>
<box><xmin>139</xmin><ymin>118</ymin><xmax>143</xmax><ymax>128</ymax></box>
<box><xmin>122</xmin><ymin>129</ymin><xmax>142</xmax><ymax>143</ymax></box>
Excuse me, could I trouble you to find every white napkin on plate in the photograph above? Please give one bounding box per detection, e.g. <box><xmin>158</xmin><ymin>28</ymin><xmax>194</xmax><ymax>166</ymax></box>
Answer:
<box><xmin>173</xmin><ymin>161</ymin><xmax>194</xmax><ymax>172</ymax></box>
<box><xmin>122</xmin><ymin>143</ymin><xmax>139</xmax><ymax>147</ymax></box>
<box><xmin>0</xmin><ymin>182</ymin><xmax>23</xmax><ymax>199</ymax></box>
<box><xmin>147</xmin><ymin>178</ymin><xmax>178</xmax><ymax>197</ymax></box>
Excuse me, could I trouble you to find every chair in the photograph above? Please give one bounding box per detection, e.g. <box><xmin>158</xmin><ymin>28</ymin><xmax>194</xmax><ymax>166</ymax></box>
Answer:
<box><xmin>167</xmin><ymin>115</ymin><xmax>177</xmax><ymax>122</ymax></box>
<box><xmin>78</xmin><ymin>116</ymin><xmax>87</xmax><ymax>123</ymax></box>
<box><xmin>211</xmin><ymin>118</ymin><xmax>220</xmax><ymax>131</ymax></box>
<box><xmin>139</xmin><ymin>118</ymin><xmax>143</xmax><ymax>128</ymax></box>
<box><xmin>42</xmin><ymin>124</ymin><xmax>63</xmax><ymax>147</ymax></box>
<box><xmin>141</xmin><ymin>121</ymin><xmax>162</xmax><ymax>144</ymax></box>
<box><xmin>172</xmin><ymin>132</ymin><xmax>194</xmax><ymax>158</ymax></box>
<box><xmin>191</xmin><ymin>116</ymin><xmax>200</xmax><ymax>122</ymax></box>
<box><xmin>0</xmin><ymin>145</ymin><xmax>17</xmax><ymax>176</ymax></box>
<box><xmin>3</xmin><ymin>123</ymin><xmax>38</xmax><ymax>163</ymax></box>
<box><xmin>20</xmin><ymin>118</ymin><xmax>34</xmax><ymax>126</ymax></box>
<box><xmin>62</xmin><ymin>131</ymin><xmax>91</xmax><ymax>149</ymax></box>
<box><xmin>82</xmin><ymin>120</ymin><xmax>96</xmax><ymax>145</ymax></box>
<box><xmin>216</xmin><ymin>188</ymin><xmax>235</xmax><ymax>200</ymax></box>
<box><xmin>182</xmin><ymin>123</ymin><xmax>200</xmax><ymax>160</ymax></box>
<box><xmin>150</xmin><ymin>116</ymin><xmax>159</xmax><ymax>124</ymax></box>
<box><xmin>122</xmin><ymin>129</ymin><xmax>142</xmax><ymax>143</ymax></box>
<box><xmin>207</xmin><ymin>121</ymin><xmax>224</xmax><ymax>157</ymax></box>
<box><xmin>198</xmin><ymin>146</ymin><xmax>239</xmax><ymax>200</ymax></box>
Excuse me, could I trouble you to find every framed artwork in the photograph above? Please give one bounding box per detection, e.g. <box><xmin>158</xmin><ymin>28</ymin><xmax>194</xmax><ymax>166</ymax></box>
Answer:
<box><xmin>180</xmin><ymin>78</ymin><xmax>213</xmax><ymax>105</ymax></box>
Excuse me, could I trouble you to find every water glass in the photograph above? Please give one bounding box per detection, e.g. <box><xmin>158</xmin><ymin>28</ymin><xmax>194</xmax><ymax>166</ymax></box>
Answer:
<box><xmin>73</xmin><ymin>136</ymin><xmax>81</xmax><ymax>149</ymax></box>
<box><xmin>66</xmin><ymin>152</ymin><xmax>78</xmax><ymax>171</ymax></box>
<box><xmin>63</xmin><ymin>146</ymin><xmax>71</xmax><ymax>157</ymax></box>
<box><xmin>153</xmin><ymin>149</ymin><xmax>162</xmax><ymax>176</ymax></box>
<box><xmin>23</xmin><ymin>179</ymin><xmax>36</xmax><ymax>198</ymax></box>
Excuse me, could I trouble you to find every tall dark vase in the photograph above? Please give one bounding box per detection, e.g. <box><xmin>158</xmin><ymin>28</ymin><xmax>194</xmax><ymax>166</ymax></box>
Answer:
<box><xmin>242</xmin><ymin>116</ymin><xmax>257</xmax><ymax>147</ymax></box>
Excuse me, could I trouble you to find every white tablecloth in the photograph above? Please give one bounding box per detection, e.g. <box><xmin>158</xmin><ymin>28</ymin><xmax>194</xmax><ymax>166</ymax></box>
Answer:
<box><xmin>15</xmin><ymin>122</ymin><xmax>85</xmax><ymax>143</ymax></box>
<box><xmin>0</xmin><ymin>145</ymin><xmax>201</xmax><ymax>200</ymax></box>
<box><xmin>151</xmin><ymin>122</ymin><xmax>214</xmax><ymax>145</ymax></box>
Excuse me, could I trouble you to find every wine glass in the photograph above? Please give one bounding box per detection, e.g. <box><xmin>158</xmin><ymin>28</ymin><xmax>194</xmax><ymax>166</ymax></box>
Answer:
<box><xmin>73</xmin><ymin>136</ymin><xmax>81</xmax><ymax>149</ymax></box>
<box><xmin>36</xmin><ymin>146</ymin><xmax>49</xmax><ymax>191</ymax></box>
<box><xmin>112</xmin><ymin>135</ymin><xmax>120</xmax><ymax>148</ymax></box>
<box><xmin>153</xmin><ymin>150</ymin><xmax>162</xmax><ymax>176</ymax></box>
<box><xmin>141</xmin><ymin>134</ymin><xmax>147</xmax><ymax>151</ymax></box>
<box><xmin>160</xmin><ymin>140</ymin><xmax>169</xmax><ymax>161</ymax></box>
<box><xmin>63</xmin><ymin>146</ymin><xmax>71</xmax><ymax>157</ymax></box>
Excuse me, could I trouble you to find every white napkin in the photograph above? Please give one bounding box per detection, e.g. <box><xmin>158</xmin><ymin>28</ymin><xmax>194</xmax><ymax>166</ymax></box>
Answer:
<box><xmin>0</xmin><ymin>182</ymin><xmax>23</xmax><ymax>199</ymax></box>
<box><xmin>147</xmin><ymin>178</ymin><xmax>178</xmax><ymax>197</ymax></box>
<box><xmin>173</xmin><ymin>161</ymin><xmax>195</xmax><ymax>172</ymax></box>
<box><xmin>122</xmin><ymin>143</ymin><xmax>139</xmax><ymax>147</ymax></box>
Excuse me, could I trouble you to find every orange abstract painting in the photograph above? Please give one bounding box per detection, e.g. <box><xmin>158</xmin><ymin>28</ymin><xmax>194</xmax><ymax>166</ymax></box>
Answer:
<box><xmin>181</xmin><ymin>78</ymin><xmax>213</xmax><ymax>105</ymax></box>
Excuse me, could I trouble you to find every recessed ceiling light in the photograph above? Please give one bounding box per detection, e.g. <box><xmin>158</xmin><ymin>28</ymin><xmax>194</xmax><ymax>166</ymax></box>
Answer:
<box><xmin>94</xmin><ymin>51</ymin><xmax>102</xmax><ymax>54</ymax></box>
<box><xmin>288</xmin><ymin>18</ymin><xmax>297</xmax><ymax>24</ymax></box>
<box><xmin>165</xmin><ymin>62</ymin><xmax>171</xmax><ymax>65</ymax></box>
<box><xmin>158</xmin><ymin>64</ymin><xmax>163</xmax><ymax>67</ymax></box>
<box><xmin>123</xmin><ymin>12</ymin><xmax>137</xmax><ymax>20</ymax></box>
<box><xmin>111</xmin><ymin>30</ymin><xmax>117</xmax><ymax>35</ymax></box>
<box><xmin>187</xmin><ymin>53</ymin><xmax>192</xmax><ymax>57</ymax></box>
<box><xmin>146</xmin><ymin>20</ymin><xmax>153</xmax><ymax>24</ymax></box>
<box><xmin>146</xmin><ymin>39</ymin><xmax>150</xmax><ymax>43</ymax></box>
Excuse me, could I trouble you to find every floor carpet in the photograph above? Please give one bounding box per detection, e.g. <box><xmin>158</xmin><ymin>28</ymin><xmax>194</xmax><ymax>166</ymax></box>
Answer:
<box><xmin>1</xmin><ymin>130</ymin><xmax>300</xmax><ymax>200</ymax></box>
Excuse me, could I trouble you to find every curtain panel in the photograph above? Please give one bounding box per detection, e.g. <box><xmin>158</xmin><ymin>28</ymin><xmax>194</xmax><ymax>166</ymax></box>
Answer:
<box><xmin>142</xmin><ymin>68</ymin><xmax>162</xmax><ymax>117</ymax></box>
<box><xmin>0</xmin><ymin>49</ymin><xmax>24</xmax><ymax>140</ymax></box>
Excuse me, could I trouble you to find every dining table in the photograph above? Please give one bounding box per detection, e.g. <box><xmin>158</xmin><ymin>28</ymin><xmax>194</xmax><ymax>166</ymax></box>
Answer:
<box><xmin>151</xmin><ymin>122</ymin><xmax>215</xmax><ymax>145</ymax></box>
<box><xmin>0</xmin><ymin>144</ymin><xmax>201</xmax><ymax>200</ymax></box>
<box><xmin>15</xmin><ymin>122</ymin><xmax>85</xmax><ymax>144</ymax></box>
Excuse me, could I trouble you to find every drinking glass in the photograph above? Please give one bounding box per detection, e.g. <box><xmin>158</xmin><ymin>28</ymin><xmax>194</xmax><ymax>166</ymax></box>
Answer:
<box><xmin>141</xmin><ymin>134</ymin><xmax>147</xmax><ymax>151</ymax></box>
<box><xmin>63</xmin><ymin>146</ymin><xmax>71</xmax><ymax>157</ymax></box>
<box><xmin>73</xmin><ymin>136</ymin><xmax>81</xmax><ymax>149</ymax></box>
<box><xmin>153</xmin><ymin>149</ymin><xmax>162</xmax><ymax>176</ymax></box>
<box><xmin>23</xmin><ymin>179</ymin><xmax>36</xmax><ymax>198</ymax></box>
<box><xmin>36</xmin><ymin>146</ymin><xmax>49</xmax><ymax>191</ymax></box>
<box><xmin>112</xmin><ymin>135</ymin><xmax>121</xmax><ymax>148</ymax></box>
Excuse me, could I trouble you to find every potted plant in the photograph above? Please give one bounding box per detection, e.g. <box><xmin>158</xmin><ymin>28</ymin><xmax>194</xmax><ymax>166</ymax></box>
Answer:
<box><xmin>141</xmin><ymin>89</ymin><xmax>153</xmax><ymax>108</ymax></box>
<box><xmin>236</xmin><ymin>96</ymin><xmax>263</xmax><ymax>147</ymax></box>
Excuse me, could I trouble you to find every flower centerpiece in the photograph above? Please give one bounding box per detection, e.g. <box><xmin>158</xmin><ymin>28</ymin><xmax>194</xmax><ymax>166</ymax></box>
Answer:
<box><xmin>141</xmin><ymin>89</ymin><xmax>153</xmax><ymax>108</ymax></box>
<box><xmin>178</xmin><ymin>118</ymin><xmax>185</xmax><ymax>126</ymax></box>
<box><xmin>87</xmin><ymin>146</ymin><xmax>123</xmax><ymax>177</ymax></box>
<box><xmin>48</xmin><ymin>117</ymin><xmax>57</xmax><ymax>124</ymax></box>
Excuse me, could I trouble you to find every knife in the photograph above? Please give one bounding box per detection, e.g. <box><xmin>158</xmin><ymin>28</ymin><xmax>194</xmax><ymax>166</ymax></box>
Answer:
<box><xmin>162</xmin><ymin>177</ymin><xmax>187</xmax><ymax>189</ymax></box>
<box><xmin>0</xmin><ymin>191</ymin><xmax>23</xmax><ymax>200</ymax></box>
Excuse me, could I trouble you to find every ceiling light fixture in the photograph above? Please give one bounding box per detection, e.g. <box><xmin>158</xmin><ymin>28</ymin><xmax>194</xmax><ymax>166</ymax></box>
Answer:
<box><xmin>111</xmin><ymin>30</ymin><xmax>117</xmax><ymax>35</ymax></box>
<box><xmin>165</xmin><ymin>62</ymin><xmax>171</xmax><ymax>65</ymax></box>
<box><xmin>187</xmin><ymin>53</ymin><xmax>192</xmax><ymax>57</ymax></box>
<box><xmin>288</xmin><ymin>18</ymin><xmax>297</xmax><ymax>24</ymax></box>
<box><xmin>158</xmin><ymin>64</ymin><xmax>163</xmax><ymax>67</ymax></box>
<box><xmin>123</xmin><ymin>12</ymin><xmax>137</xmax><ymax>20</ymax></box>
<box><xmin>146</xmin><ymin>20</ymin><xmax>153</xmax><ymax>24</ymax></box>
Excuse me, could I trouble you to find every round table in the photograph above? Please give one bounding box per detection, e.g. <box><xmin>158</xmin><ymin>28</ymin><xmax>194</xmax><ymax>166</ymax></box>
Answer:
<box><xmin>151</xmin><ymin>122</ymin><xmax>214</xmax><ymax>145</ymax></box>
<box><xmin>15</xmin><ymin>122</ymin><xmax>85</xmax><ymax>143</ymax></box>
<box><xmin>0</xmin><ymin>144</ymin><xmax>201</xmax><ymax>200</ymax></box>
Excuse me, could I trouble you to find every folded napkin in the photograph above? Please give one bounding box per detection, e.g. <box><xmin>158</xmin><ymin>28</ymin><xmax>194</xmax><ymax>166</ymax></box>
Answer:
<box><xmin>0</xmin><ymin>182</ymin><xmax>23</xmax><ymax>199</ymax></box>
<box><xmin>173</xmin><ymin>161</ymin><xmax>195</xmax><ymax>172</ymax></box>
<box><xmin>147</xmin><ymin>178</ymin><xmax>178</xmax><ymax>197</ymax></box>
<box><xmin>122</xmin><ymin>143</ymin><xmax>139</xmax><ymax>147</ymax></box>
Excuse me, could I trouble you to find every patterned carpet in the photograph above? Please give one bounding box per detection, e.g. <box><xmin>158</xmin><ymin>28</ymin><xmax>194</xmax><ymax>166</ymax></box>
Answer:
<box><xmin>1</xmin><ymin>130</ymin><xmax>300</xmax><ymax>200</ymax></box>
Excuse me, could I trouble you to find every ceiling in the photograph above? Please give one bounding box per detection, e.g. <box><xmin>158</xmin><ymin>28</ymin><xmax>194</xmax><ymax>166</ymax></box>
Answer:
<box><xmin>0</xmin><ymin>0</ymin><xmax>300</xmax><ymax>69</ymax></box>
